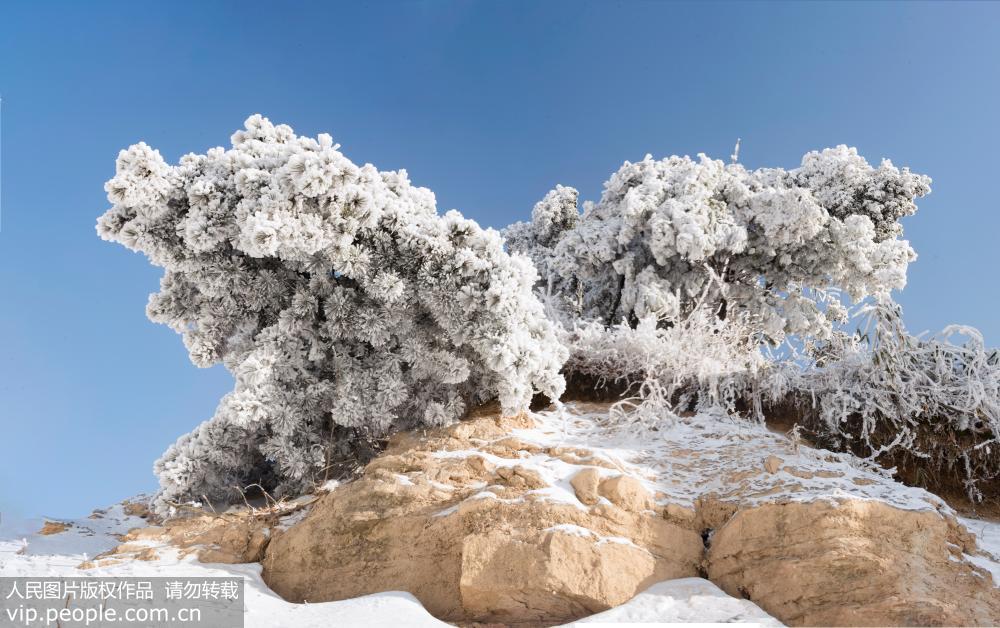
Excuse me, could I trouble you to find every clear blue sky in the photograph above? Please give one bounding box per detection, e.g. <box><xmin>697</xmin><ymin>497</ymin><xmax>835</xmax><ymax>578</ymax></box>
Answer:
<box><xmin>1</xmin><ymin>1</ymin><xmax>998</xmax><ymax>518</ymax></box>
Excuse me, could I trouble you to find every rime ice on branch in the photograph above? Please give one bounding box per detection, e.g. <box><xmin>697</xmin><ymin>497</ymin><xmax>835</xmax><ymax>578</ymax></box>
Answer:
<box><xmin>98</xmin><ymin>115</ymin><xmax>566</xmax><ymax>511</ymax></box>
<box><xmin>506</xmin><ymin>147</ymin><xmax>931</xmax><ymax>343</ymax></box>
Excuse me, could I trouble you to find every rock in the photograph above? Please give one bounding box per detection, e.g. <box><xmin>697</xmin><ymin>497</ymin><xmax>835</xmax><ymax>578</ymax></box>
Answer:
<box><xmin>460</xmin><ymin>527</ymin><xmax>672</xmax><ymax>622</ymax></box>
<box><xmin>495</xmin><ymin>465</ymin><xmax>546</xmax><ymax>490</ymax></box>
<box><xmin>102</xmin><ymin>401</ymin><xmax>1000</xmax><ymax>627</ymax></box>
<box><xmin>598</xmin><ymin>475</ymin><xmax>653</xmax><ymax>512</ymax></box>
<box><xmin>693</xmin><ymin>496</ymin><xmax>738</xmax><ymax>531</ymax></box>
<box><xmin>664</xmin><ymin>503</ymin><xmax>697</xmax><ymax>524</ymax></box>
<box><xmin>262</xmin><ymin>412</ymin><xmax>703</xmax><ymax>625</ymax></box>
<box><xmin>92</xmin><ymin>511</ymin><xmax>273</xmax><ymax>566</ymax></box>
<box><xmin>37</xmin><ymin>520</ymin><xmax>69</xmax><ymax>535</ymax></box>
<box><xmin>706</xmin><ymin>499</ymin><xmax>1000</xmax><ymax>626</ymax></box>
<box><xmin>83</xmin><ymin>541</ymin><xmax>154</xmax><ymax>569</ymax></box>
<box><xmin>570</xmin><ymin>468</ymin><xmax>602</xmax><ymax>505</ymax></box>
<box><xmin>763</xmin><ymin>455</ymin><xmax>783</xmax><ymax>474</ymax></box>
<box><xmin>122</xmin><ymin>498</ymin><xmax>155</xmax><ymax>520</ymax></box>
<box><xmin>192</xmin><ymin>519</ymin><xmax>270</xmax><ymax>564</ymax></box>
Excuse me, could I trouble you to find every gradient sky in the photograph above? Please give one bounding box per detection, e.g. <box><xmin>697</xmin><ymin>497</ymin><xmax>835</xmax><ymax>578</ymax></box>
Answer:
<box><xmin>1</xmin><ymin>1</ymin><xmax>998</xmax><ymax>518</ymax></box>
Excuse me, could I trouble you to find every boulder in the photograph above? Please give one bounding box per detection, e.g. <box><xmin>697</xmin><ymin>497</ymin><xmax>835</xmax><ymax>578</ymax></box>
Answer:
<box><xmin>763</xmin><ymin>455</ymin><xmax>783</xmax><ymax>474</ymax></box>
<box><xmin>262</xmin><ymin>412</ymin><xmax>703</xmax><ymax>624</ymax></box>
<box><xmin>37</xmin><ymin>521</ymin><xmax>70</xmax><ymax>536</ymax></box>
<box><xmin>598</xmin><ymin>475</ymin><xmax>653</xmax><ymax>512</ymax></box>
<box><xmin>706</xmin><ymin>499</ymin><xmax>1000</xmax><ymax>626</ymax></box>
<box><xmin>570</xmin><ymin>468</ymin><xmax>601</xmax><ymax>506</ymax></box>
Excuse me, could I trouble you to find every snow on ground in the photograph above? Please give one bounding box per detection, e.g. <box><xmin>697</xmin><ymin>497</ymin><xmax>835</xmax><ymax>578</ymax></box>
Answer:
<box><xmin>564</xmin><ymin>578</ymin><xmax>782</xmax><ymax>626</ymax></box>
<box><xmin>434</xmin><ymin>402</ymin><xmax>1000</xmax><ymax>591</ymax></box>
<box><xmin>460</xmin><ymin>401</ymin><xmax>950</xmax><ymax>513</ymax></box>
<box><xmin>960</xmin><ymin>516</ymin><xmax>1000</xmax><ymax>586</ymax></box>
<box><xmin>0</xmin><ymin>500</ymin><xmax>146</xmax><ymax>559</ymax></box>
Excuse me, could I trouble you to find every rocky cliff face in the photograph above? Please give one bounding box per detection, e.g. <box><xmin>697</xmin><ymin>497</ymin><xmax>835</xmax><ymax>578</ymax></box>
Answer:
<box><xmin>260</xmin><ymin>403</ymin><xmax>1000</xmax><ymax>626</ymax></box>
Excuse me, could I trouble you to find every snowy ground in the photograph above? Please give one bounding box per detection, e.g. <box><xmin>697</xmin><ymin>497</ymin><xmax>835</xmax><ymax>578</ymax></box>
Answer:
<box><xmin>3</xmin><ymin>404</ymin><xmax>999</xmax><ymax>626</ymax></box>
<box><xmin>566</xmin><ymin>579</ymin><xmax>781</xmax><ymax>626</ymax></box>
<box><xmin>434</xmin><ymin>401</ymin><xmax>951</xmax><ymax>516</ymax></box>
<box><xmin>960</xmin><ymin>515</ymin><xmax>1000</xmax><ymax>585</ymax></box>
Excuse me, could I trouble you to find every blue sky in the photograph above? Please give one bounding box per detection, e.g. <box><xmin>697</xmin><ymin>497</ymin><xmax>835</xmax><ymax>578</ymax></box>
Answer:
<box><xmin>1</xmin><ymin>1</ymin><xmax>998</xmax><ymax>518</ymax></box>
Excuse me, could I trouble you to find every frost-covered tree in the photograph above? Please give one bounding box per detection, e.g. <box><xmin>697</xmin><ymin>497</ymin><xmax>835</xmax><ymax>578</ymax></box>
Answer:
<box><xmin>98</xmin><ymin>115</ymin><xmax>566</xmax><ymax>512</ymax></box>
<box><xmin>504</xmin><ymin>185</ymin><xmax>581</xmax><ymax>320</ymax></box>
<box><xmin>509</xmin><ymin>147</ymin><xmax>1000</xmax><ymax>500</ymax></box>
<box><xmin>506</xmin><ymin>147</ymin><xmax>931</xmax><ymax>344</ymax></box>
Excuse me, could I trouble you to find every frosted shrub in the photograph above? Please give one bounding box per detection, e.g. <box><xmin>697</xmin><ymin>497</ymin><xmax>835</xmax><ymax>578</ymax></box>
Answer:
<box><xmin>507</xmin><ymin>146</ymin><xmax>939</xmax><ymax>431</ymax></box>
<box><xmin>563</xmin><ymin>308</ymin><xmax>767</xmax><ymax>425</ymax></box>
<box><xmin>98</xmin><ymin>115</ymin><xmax>566</xmax><ymax>512</ymax></box>
<box><xmin>504</xmin><ymin>185</ymin><xmax>581</xmax><ymax>327</ymax></box>
<box><xmin>507</xmin><ymin>146</ymin><xmax>931</xmax><ymax>344</ymax></box>
<box><xmin>782</xmin><ymin>301</ymin><xmax>1000</xmax><ymax>500</ymax></box>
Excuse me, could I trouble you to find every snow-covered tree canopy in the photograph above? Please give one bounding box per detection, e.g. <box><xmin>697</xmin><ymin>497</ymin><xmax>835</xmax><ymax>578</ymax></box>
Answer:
<box><xmin>104</xmin><ymin>115</ymin><xmax>995</xmax><ymax>509</ymax></box>
<box><xmin>97</xmin><ymin>115</ymin><xmax>566</xmax><ymax>510</ymax></box>
<box><xmin>505</xmin><ymin>148</ymin><xmax>1000</xmax><ymax>502</ymax></box>
<box><xmin>506</xmin><ymin>147</ymin><xmax>931</xmax><ymax>343</ymax></box>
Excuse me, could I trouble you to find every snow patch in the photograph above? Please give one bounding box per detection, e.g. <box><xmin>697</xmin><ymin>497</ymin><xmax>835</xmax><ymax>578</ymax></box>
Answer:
<box><xmin>960</xmin><ymin>516</ymin><xmax>1000</xmax><ymax>587</ymax></box>
<box><xmin>559</xmin><ymin>577</ymin><xmax>783</xmax><ymax>626</ymax></box>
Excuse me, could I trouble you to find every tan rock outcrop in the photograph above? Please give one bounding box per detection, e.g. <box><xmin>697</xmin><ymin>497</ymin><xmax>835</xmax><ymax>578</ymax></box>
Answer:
<box><xmin>127</xmin><ymin>401</ymin><xmax>1000</xmax><ymax>627</ymax></box>
<box><xmin>707</xmin><ymin>499</ymin><xmax>1000</xmax><ymax>626</ymax></box>
<box><xmin>261</xmin><ymin>412</ymin><xmax>703</xmax><ymax>624</ymax></box>
<box><xmin>84</xmin><ymin>504</ymin><xmax>303</xmax><ymax>569</ymax></box>
<box><xmin>37</xmin><ymin>520</ymin><xmax>70</xmax><ymax>535</ymax></box>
